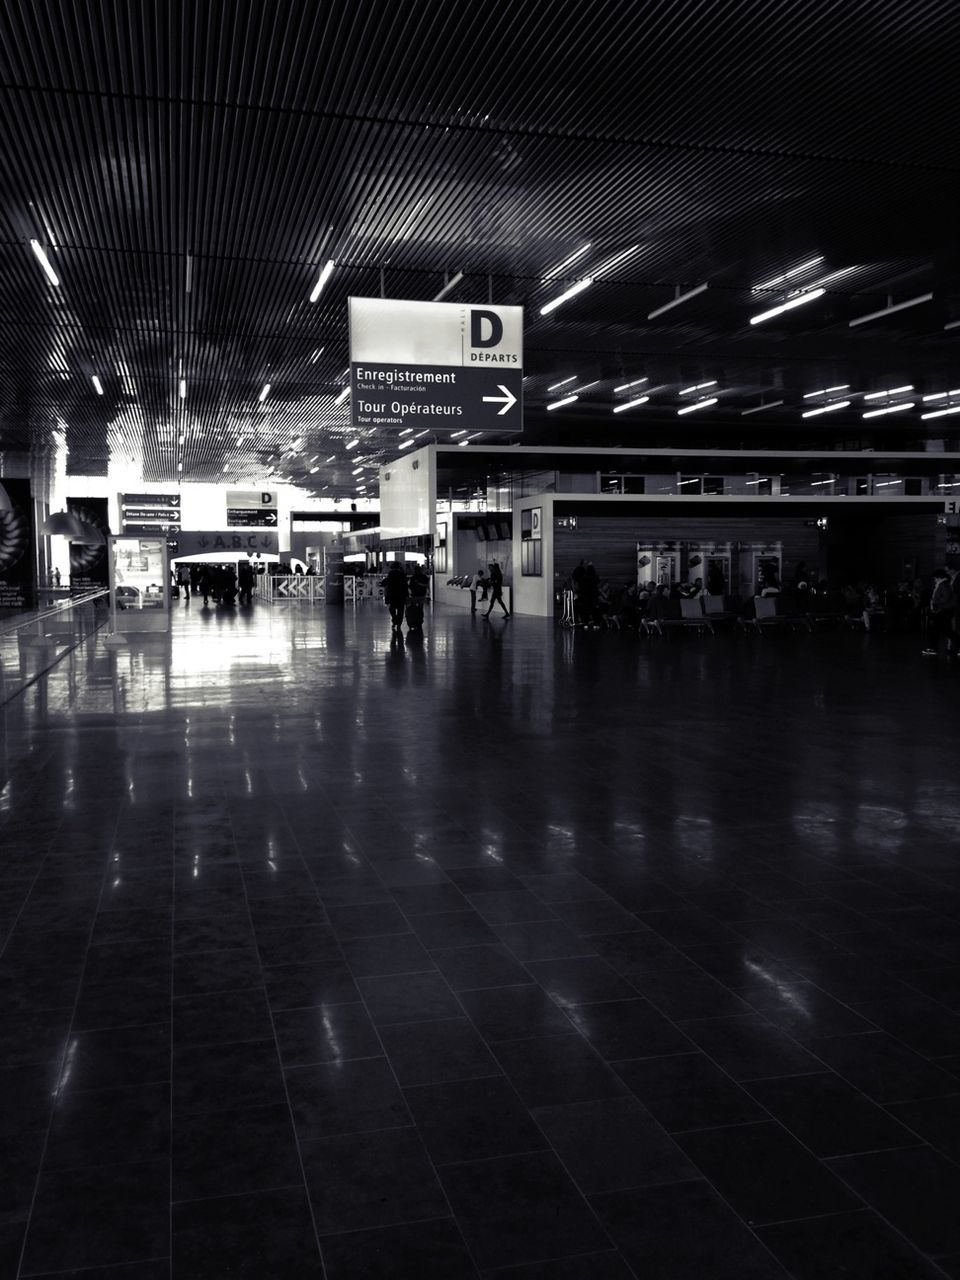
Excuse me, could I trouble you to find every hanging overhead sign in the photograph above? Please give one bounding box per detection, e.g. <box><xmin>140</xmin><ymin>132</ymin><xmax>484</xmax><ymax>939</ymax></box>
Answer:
<box><xmin>226</xmin><ymin>490</ymin><xmax>278</xmax><ymax>527</ymax></box>
<box><xmin>121</xmin><ymin>491</ymin><xmax>181</xmax><ymax>535</ymax></box>
<box><xmin>348</xmin><ymin>297</ymin><xmax>523</xmax><ymax>435</ymax></box>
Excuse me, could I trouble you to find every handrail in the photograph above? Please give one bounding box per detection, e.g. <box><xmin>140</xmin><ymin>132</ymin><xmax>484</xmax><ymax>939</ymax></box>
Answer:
<box><xmin>0</xmin><ymin>588</ymin><xmax>109</xmax><ymax>637</ymax></box>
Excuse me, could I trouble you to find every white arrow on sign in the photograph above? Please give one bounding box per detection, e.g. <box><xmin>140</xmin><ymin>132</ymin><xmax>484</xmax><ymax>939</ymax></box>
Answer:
<box><xmin>482</xmin><ymin>384</ymin><xmax>518</xmax><ymax>416</ymax></box>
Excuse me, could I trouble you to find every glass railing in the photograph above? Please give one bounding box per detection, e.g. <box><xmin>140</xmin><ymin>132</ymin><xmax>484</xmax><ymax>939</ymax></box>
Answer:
<box><xmin>0</xmin><ymin>589</ymin><xmax>109</xmax><ymax>706</ymax></box>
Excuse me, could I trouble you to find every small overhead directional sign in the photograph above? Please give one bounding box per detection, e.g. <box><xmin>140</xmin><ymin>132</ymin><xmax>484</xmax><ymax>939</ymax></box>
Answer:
<box><xmin>349</xmin><ymin>297</ymin><xmax>523</xmax><ymax>435</ymax></box>
<box><xmin>121</xmin><ymin>492</ymin><xmax>181</xmax><ymax>534</ymax></box>
<box><xmin>226</xmin><ymin>490</ymin><xmax>278</xmax><ymax>528</ymax></box>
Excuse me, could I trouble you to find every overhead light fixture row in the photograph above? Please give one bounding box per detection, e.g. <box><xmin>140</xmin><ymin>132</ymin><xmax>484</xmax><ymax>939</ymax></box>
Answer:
<box><xmin>542</xmin><ymin>244</ymin><xmax>591</xmax><ymax>281</ymax></box>
<box><xmin>546</xmin><ymin>394</ymin><xmax>578</xmax><ymax>411</ymax></box>
<box><xmin>91</xmin><ymin>375</ymin><xmax>104</xmax><ymax>395</ymax></box>
<box><xmin>540</xmin><ymin>277</ymin><xmax>592</xmax><ymax>316</ymax></box>
<box><xmin>614</xmin><ymin>377</ymin><xmax>647</xmax><ymax>392</ymax></box>
<box><xmin>862</xmin><ymin>402</ymin><xmax>914</xmax><ymax>418</ymax></box>
<box><xmin>259</xmin><ymin>383</ymin><xmax>271</xmax><ymax>403</ymax></box>
<box><xmin>803</xmin><ymin>385</ymin><xmax>849</xmax><ymax>399</ymax></box>
<box><xmin>751</xmin><ymin>256</ymin><xmax>824</xmax><ymax>293</ymax></box>
<box><xmin>547</xmin><ymin>376</ymin><xmax>577</xmax><ymax>391</ymax></box>
<box><xmin>334</xmin><ymin>387</ymin><xmax>350</xmax><ymax>405</ymax></box>
<box><xmin>679</xmin><ymin>380</ymin><xmax>717</xmax><ymax>396</ymax></box>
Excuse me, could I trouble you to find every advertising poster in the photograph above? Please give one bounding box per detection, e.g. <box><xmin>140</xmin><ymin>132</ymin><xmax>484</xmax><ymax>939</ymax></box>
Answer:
<box><xmin>0</xmin><ymin>478</ymin><xmax>36</xmax><ymax>610</ymax></box>
<box><xmin>67</xmin><ymin>496</ymin><xmax>110</xmax><ymax>594</ymax></box>
<box><xmin>113</xmin><ymin>537</ymin><xmax>167</xmax><ymax>610</ymax></box>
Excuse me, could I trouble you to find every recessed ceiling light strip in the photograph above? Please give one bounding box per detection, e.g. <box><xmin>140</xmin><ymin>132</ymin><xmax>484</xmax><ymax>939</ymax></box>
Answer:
<box><xmin>29</xmin><ymin>239</ymin><xmax>59</xmax><ymax>287</ymax></box>
<box><xmin>541</xmin><ymin>244</ymin><xmax>591</xmax><ymax>281</ymax></box>
<box><xmin>614</xmin><ymin>377</ymin><xmax>647</xmax><ymax>392</ymax></box>
<box><xmin>750</xmin><ymin>288</ymin><xmax>825</xmax><ymax>325</ymax></box>
<box><xmin>862</xmin><ymin>402</ymin><xmax>914</xmax><ymax>418</ymax></box>
<box><xmin>803</xmin><ymin>385</ymin><xmax>849</xmax><ymax>398</ymax></box>
<box><xmin>309</xmin><ymin>260</ymin><xmax>336</xmax><ymax>303</ymax></box>
<box><xmin>612</xmin><ymin>396</ymin><xmax>649</xmax><ymax>413</ymax></box>
<box><xmin>540</xmin><ymin>278</ymin><xmax>592</xmax><ymax>316</ymax></box>
<box><xmin>546</xmin><ymin>394</ymin><xmax>579</xmax><ymax>410</ymax></box>
<box><xmin>677</xmin><ymin>397</ymin><xmax>717</xmax><ymax>415</ymax></box>
<box><xmin>547</xmin><ymin>376</ymin><xmax>577</xmax><ymax>391</ymax></box>
<box><xmin>679</xmin><ymin>380</ymin><xmax>717</xmax><ymax>395</ymax></box>
<box><xmin>801</xmin><ymin>400</ymin><xmax>850</xmax><ymax>418</ymax></box>
<box><xmin>433</xmin><ymin>271</ymin><xmax>464</xmax><ymax>302</ymax></box>
<box><xmin>863</xmin><ymin>385</ymin><xmax>913</xmax><ymax>400</ymax></box>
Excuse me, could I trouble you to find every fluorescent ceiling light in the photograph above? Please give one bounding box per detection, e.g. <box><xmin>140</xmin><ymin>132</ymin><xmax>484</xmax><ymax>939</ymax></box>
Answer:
<box><xmin>571</xmin><ymin>380</ymin><xmax>600</xmax><ymax>393</ymax></box>
<box><xmin>750</xmin><ymin>288</ymin><xmax>825</xmax><ymax>325</ymax></box>
<box><xmin>677</xmin><ymin>397</ymin><xmax>717</xmax><ymax>415</ymax></box>
<box><xmin>678</xmin><ymin>478</ymin><xmax>700</xmax><ymax>485</ymax></box>
<box><xmin>592</xmin><ymin>245</ymin><xmax>640</xmax><ymax>277</ymax></box>
<box><xmin>325</xmin><ymin>454</ymin><xmax>336</xmax><ymax>462</ymax></box>
<box><xmin>542</xmin><ymin>244</ymin><xmax>591</xmax><ymax>281</ymax></box>
<box><xmin>222</xmin><ymin>464</ymin><xmax>230</xmax><ymax>472</ymax></box>
<box><xmin>810</xmin><ymin>478</ymin><xmax>835</xmax><ymax>486</ymax></box>
<box><xmin>334</xmin><ymin>387</ymin><xmax>350</xmax><ymax>404</ymax></box>
<box><xmin>862</xmin><ymin>402</ymin><xmax>914</xmax><ymax>418</ymax></box>
<box><xmin>399</xmin><ymin>427</ymin><xmax>414</xmax><ymax>435</ymax></box>
<box><xmin>613</xmin><ymin>396</ymin><xmax>649</xmax><ymax>413</ymax></box>
<box><xmin>875</xmin><ymin>480</ymin><xmax>902</xmax><ymax>487</ymax></box>
<box><xmin>803</xmin><ymin>385</ymin><xmax>849</xmax><ymax>398</ymax></box>
<box><xmin>540</xmin><ymin>277</ymin><xmax>592</xmax><ymax>316</ymax></box>
<box><xmin>849</xmin><ymin>292</ymin><xmax>933</xmax><ymax>328</ymax></box>
<box><xmin>352</xmin><ymin>467</ymin><xmax>363</xmax><ymax>475</ymax></box>
<box><xmin>921</xmin><ymin>405</ymin><xmax>960</xmax><ymax>420</ymax></box>
<box><xmin>741</xmin><ymin>400</ymin><xmax>785</xmax><ymax>416</ymax></box>
<box><xmin>546</xmin><ymin>394</ymin><xmax>579</xmax><ymax>411</ymax></box>
<box><xmin>944</xmin><ymin>318</ymin><xmax>960</xmax><ymax>331</ymax></box>
<box><xmin>863</xmin><ymin>385</ymin><xmax>913</xmax><ymax>400</ymax></box>
<box><xmin>752</xmin><ymin>256</ymin><xmax>824</xmax><ymax>293</ymax></box>
<box><xmin>258</xmin><ymin>383</ymin><xmax>271</xmax><ymax>403</ymax></box>
<box><xmin>679</xmin><ymin>380</ymin><xmax>717</xmax><ymax>395</ymax></box>
<box><xmin>235</xmin><ymin>436</ymin><xmax>245</xmax><ymax>447</ymax></box>
<box><xmin>433</xmin><ymin>271</ymin><xmax>464</xmax><ymax>302</ymax></box>
<box><xmin>450</xmin><ymin>430</ymin><xmax>467</xmax><ymax>438</ymax></box>
<box><xmin>309</xmin><ymin>259</ymin><xmax>335</xmax><ymax>303</ymax></box>
<box><xmin>647</xmin><ymin>282</ymin><xmax>709</xmax><ymax>319</ymax></box>
<box><xmin>745</xmin><ymin>478</ymin><xmax>770</xmax><ymax>484</ymax></box>
<box><xmin>922</xmin><ymin>388</ymin><xmax>960</xmax><ymax>402</ymax></box>
<box><xmin>614</xmin><ymin>377</ymin><xmax>647</xmax><ymax>392</ymax></box>
<box><xmin>309</xmin><ymin>466</ymin><xmax>319</xmax><ymax>473</ymax></box>
<box><xmin>309</xmin><ymin>348</ymin><xmax>324</xmax><ymax>363</ymax></box>
<box><xmin>91</xmin><ymin>375</ymin><xmax>104</xmax><ymax>395</ymax></box>
<box><xmin>801</xmin><ymin>400</ymin><xmax>850</xmax><ymax>418</ymax></box>
<box><xmin>179</xmin><ymin>379</ymin><xmax>186</xmax><ymax>399</ymax></box>
<box><xmin>548</xmin><ymin>376</ymin><xmax>577</xmax><ymax>391</ymax></box>
<box><xmin>795</xmin><ymin>265</ymin><xmax>858</xmax><ymax>292</ymax></box>
<box><xmin>345</xmin><ymin>438</ymin><xmax>359</xmax><ymax>449</ymax></box>
<box><xmin>30</xmin><ymin>239</ymin><xmax>60</xmax><ymax>286</ymax></box>
<box><xmin>399</xmin><ymin>438</ymin><xmax>415</xmax><ymax>449</ymax></box>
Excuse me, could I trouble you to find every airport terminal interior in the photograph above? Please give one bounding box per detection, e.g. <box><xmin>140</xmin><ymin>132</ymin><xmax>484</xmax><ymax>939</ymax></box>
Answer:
<box><xmin>2</xmin><ymin>3</ymin><xmax>960</xmax><ymax>1277</ymax></box>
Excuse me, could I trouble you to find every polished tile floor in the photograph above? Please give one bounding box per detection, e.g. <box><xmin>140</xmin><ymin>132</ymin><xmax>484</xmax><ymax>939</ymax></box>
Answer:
<box><xmin>1</xmin><ymin>600</ymin><xmax>960</xmax><ymax>1278</ymax></box>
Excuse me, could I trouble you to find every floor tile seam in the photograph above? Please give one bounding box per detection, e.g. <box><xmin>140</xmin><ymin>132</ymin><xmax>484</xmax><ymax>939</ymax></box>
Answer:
<box><xmin>13</xmin><ymin>803</ymin><xmax>130</xmax><ymax>1280</ymax></box>
<box><xmin>20</xmin><ymin>1254</ymin><xmax>172</xmax><ymax>1279</ymax></box>
<box><xmin>169</xmin><ymin>1177</ymin><xmax>309</xmax><ymax>1208</ymax></box>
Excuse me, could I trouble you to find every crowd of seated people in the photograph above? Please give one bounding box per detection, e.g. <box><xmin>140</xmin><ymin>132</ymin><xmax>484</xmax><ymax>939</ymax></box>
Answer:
<box><xmin>563</xmin><ymin>561</ymin><xmax>958</xmax><ymax>649</ymax></box>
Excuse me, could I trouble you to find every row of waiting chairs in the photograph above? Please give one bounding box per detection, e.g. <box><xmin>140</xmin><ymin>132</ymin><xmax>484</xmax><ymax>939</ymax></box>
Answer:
<box><xmin>640</xmin><ymin>593</ymin><xmax>857</xmax><ymax>638</ymax></box>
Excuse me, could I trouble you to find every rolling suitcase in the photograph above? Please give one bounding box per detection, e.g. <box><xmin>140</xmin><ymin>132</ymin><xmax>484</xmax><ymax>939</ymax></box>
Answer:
<box><xmin>405</xmin><ymin>600</ymin><xmax>424</xmax><ymax>630</ymax></box>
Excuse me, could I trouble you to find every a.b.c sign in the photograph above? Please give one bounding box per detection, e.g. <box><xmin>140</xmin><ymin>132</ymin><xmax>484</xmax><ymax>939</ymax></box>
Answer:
<box><xmin>348</xmin><ymin>296</ymin><xmax>523</xmax><ymax>435</ymax></box>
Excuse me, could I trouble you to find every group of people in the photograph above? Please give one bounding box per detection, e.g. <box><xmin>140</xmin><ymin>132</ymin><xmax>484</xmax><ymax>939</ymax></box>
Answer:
<box><xmin>173</xmin><ymin>560</ymin><xmax>256</xmax><ymax>607</ymax></box>
<box><xmin>466</xmin><ymin>562</ymin><xmax>509</xmax><ymax>617</ymax></box>
<box><xmin>382</xmin><ymin>562</ymin><xmax>431</xmax><ymax>633</ymax></box>
<box><xmin>565</xmin><ymin>558</ymin><xmax>959</xmax><ymax>655</ymax></box>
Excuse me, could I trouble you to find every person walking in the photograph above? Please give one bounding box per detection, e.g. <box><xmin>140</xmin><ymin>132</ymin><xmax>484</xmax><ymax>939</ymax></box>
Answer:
<box><xmin>485</xmin><ymin>560</ymin><xmax>510</xmax><ymax>618</ymax></box>
<box><xmin>468</xmin><ymin>566</ymin><xmax>485</xmax><ymax>613</ymax></box>
<box><xmin>237</xmin><ymin>557</ymin><xmax>254</xmax><ymax>606</ymax></box>
<box><xmin>383</xmin><ymin>562</ymin><xmax>409</xmax><ymax>632</ymax></box>
<box><xmin>923</xmin><ymin>568</ymin><xmax>956</xmax><ymax>657</ymax></box>
<box><xmin>407</xmin><ymin>564</ymin><xmax>429</xmax><ymax>631</ymax></box>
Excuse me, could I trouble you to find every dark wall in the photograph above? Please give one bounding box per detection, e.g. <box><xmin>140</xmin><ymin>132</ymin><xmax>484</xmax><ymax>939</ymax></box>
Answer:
<box><xmin>553</xmin><ymin>510</ymin><xmax>942</xmax><ymax>592</ymax></box>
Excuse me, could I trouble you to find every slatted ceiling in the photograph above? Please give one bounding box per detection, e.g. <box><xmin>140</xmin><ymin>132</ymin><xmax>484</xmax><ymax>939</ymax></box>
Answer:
<box><xmin>0</xmin><ymin>9</ymin><xmax>959</xmax><ymax>494</ymax></box>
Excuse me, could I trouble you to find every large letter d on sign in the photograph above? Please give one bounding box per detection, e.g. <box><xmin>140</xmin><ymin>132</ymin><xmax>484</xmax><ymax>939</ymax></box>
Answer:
<box><xmin>470</xmin><ymin>310</ymin><xmax>503</xmax><ymax>348</ymax></box>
